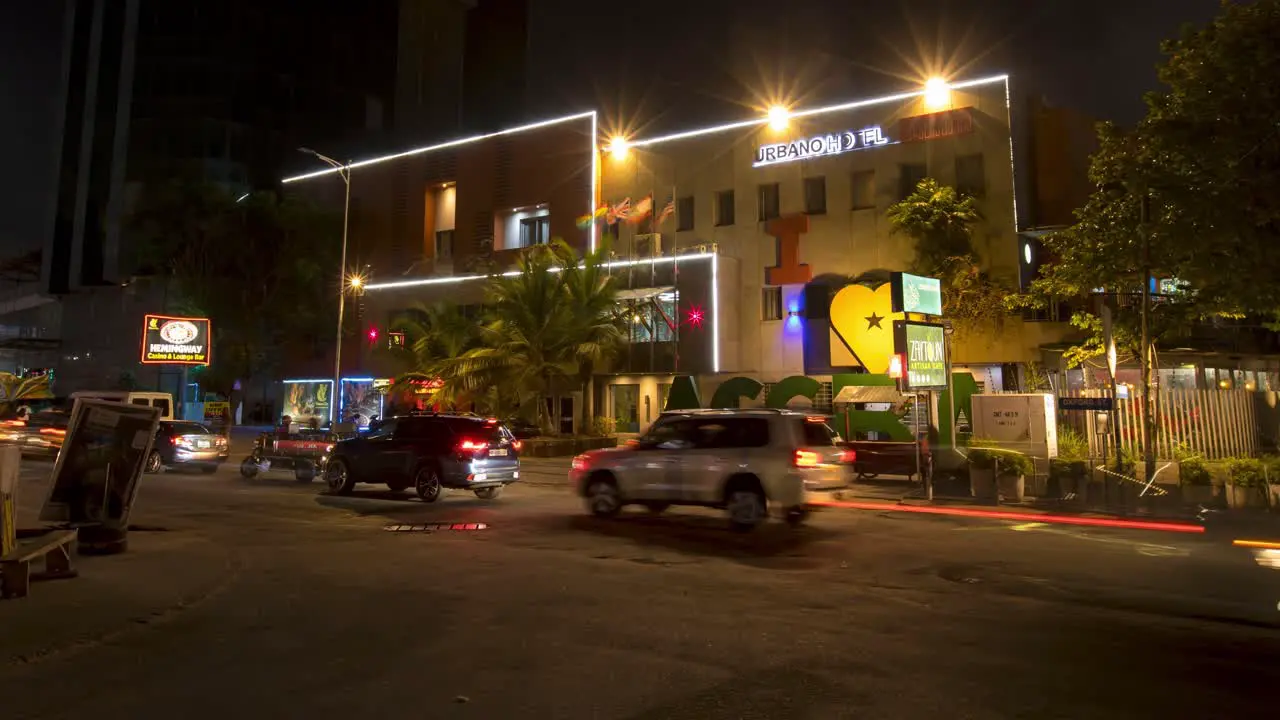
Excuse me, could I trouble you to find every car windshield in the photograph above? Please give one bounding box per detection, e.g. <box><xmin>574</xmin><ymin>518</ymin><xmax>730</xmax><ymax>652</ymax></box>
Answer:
<box><xmin>800</xmin><ymin>419</ymin><xmax>837</xmax><ymax>446</ymax></box>
<box><xmin>443</xmin><ymin>418</ymin><xmax>510</xmax><ymax>442</ymax></box>
<box><xmin>167</xmin><ymin>422</ymin><xmax>213</xmax><ymax>435</ymax></box>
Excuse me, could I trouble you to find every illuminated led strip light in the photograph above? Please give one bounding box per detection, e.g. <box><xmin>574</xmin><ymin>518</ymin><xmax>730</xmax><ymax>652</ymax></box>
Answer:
<box><xmin>626</xmin><ymin>74</ymin><xmax>1009</xmax><ymax>149</ymax></box>
<box><xmin>281</xmin><ymin>110</ymin><xmax>601</xmax><ymax>253</ymax></box>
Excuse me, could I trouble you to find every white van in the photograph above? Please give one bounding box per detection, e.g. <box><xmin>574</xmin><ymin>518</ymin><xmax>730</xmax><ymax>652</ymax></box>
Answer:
<box><xmin>69</xmin><ymin>391</ymin><xmax>176</xmax><ymax>421</ymax></box>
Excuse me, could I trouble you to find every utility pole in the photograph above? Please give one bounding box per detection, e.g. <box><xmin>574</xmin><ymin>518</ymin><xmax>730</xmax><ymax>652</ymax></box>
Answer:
<box><xmin>1138</xmin><ymin>190</ymin><xmax>1156</xmax><ymax>492</ymax></box>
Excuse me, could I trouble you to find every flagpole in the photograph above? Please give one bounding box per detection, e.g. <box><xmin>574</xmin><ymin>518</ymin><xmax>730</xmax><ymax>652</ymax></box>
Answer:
<box><xmin>671</xmin><ymin>183</ymin><xmax>679</xmax><ymax>373</ymax></box>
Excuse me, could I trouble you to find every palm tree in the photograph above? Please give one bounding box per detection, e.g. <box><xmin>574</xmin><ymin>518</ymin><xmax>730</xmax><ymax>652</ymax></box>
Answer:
<box><xmin>389</xmin><ymin>301</ymin><xmax>477</xmax><ymax>410</ymax></box>
<box><xmin>557</xmin><ymin>240</ymin><xmax>626</xmax><ymax>433</ymax></box>
<box><xmin>444</xmin><ymin>244</ymin><xmax>578</xmax><ymax>432</ymax></box>
<box><xmin>0</xmin><ymin>372</ymin><xmax>52</xmax><ymax>416</ymax></box>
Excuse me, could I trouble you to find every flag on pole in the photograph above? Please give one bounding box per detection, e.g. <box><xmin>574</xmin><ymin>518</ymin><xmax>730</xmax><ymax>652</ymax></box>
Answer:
<box><xmin>607</xmin><ymin>197</ymin><xmax>631</xmax><ymax>224</ymax></box>
<box><xmin>657</xmin><ymin>196</ymin><xmax>675</xmax><ymax>225</ymax></box>
<box><xmin>576</xmin><ymin>204</ymin><xmax>608</xmax><ymax>229</ymax></box>
<box><xmin>627</xmin><ymin>194</ymin><xmax>653</xmax><ymax>224</ymax></box>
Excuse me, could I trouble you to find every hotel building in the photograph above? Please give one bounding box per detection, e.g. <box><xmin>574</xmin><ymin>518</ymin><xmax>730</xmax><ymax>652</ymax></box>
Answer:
<box><xmin>286</xmin><ymin>74</ymin><xmax>1081</xmax><ymax>433</ymax></box>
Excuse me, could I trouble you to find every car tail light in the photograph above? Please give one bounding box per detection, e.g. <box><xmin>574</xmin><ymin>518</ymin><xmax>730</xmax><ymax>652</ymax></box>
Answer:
<box><xmin>793</xmin><ymin>449</ymin><xmax>821</xmax><ymax>468</ymax></box>
<box><xmin>840</xmin><ymin>449</ymin><xmax>857</xmax><ymax>464</ymax></box>
<box><xmin>458</xmin><ymin>439</ymin><xmax>488</xmax><ymax>455</ymax></box>
<box><xmin>512</xmin><ymin>439</ymin><xmax>523</xmax><ymax>452</ymax></box>
<box><xmin>40</xmin><ymin>427</ymin><xmax>66</xmax><ymax>437</ymax></box>
<box><xmin>571</xmin><ymin>454</ymin><xmax>588</xmax><ymax>471</ymax></box>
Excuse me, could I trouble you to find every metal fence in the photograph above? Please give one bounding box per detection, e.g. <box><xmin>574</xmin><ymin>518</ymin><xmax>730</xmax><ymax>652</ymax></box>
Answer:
<box><xmin>1052</xmin><ymin>388</ymin><xmax>1259</xmax><ymax>460</ymax></box>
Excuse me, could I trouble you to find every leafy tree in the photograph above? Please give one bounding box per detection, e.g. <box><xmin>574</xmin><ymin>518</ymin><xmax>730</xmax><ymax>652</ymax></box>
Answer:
<box><xmin>558</xmin><ymin>240</ymin><xmax>626</xmax><ymax>432</ymax></box>
<box><xmin>887</xmin><ymin>178</ymin><xmax>1010</xmax><ymax>335</ymax></box>
<box><xmin>385</xmin><ymin>301</ymin><xmax>485</xmax><ymax>412</ymax></box>
<box><xmin>441</xmin><ymin>243</ymin><xmax>578</xmax><ymax>432</ymax></box>
<box><xmin>439</xmin><ymin>240</ymin><xmax>623</xmax><ymax>433</ymax></box>
<box><xmin>1010</xmin><ymin>1</ymin><xmax>1280</xmax><ymax>367</ymax></box>
<box><xmin>127</xmin><ymin>180</ymin><xmax>342</xmax><ymax>393</ymax></box>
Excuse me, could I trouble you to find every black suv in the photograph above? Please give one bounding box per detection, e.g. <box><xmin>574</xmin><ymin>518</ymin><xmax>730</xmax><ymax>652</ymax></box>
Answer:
<box><xmin>325</xmin><ymin>414</ymin><xmax>521</xmax><ymax>501</ymax></box>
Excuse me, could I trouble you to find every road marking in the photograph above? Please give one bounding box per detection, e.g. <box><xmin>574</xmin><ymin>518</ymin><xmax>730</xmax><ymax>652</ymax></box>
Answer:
<box><xmin>1010</xmin><ymin>522</ymin><xmax>1047</xmax><ymax>532</ymax></box>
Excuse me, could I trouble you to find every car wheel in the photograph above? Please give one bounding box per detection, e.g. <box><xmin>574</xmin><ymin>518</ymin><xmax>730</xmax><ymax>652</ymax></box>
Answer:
<box><xmin>585</xmin><ymin>475</ymin><xmax>622</xmax><ymax>517</ymax></box>
<box><xmin>145</xmin><ymin>450</ymin><xmax>163</xmax><ymax>474</ymax></box>
<box><xmin>294</xmin><ymin>460</ymin><xmax>315</xmax><ymax>482</ymax></box>
<box><xmin>474</xmin><ymin>486</ymin><xmax>502</xmax><ymax>500</ymax></box>
<box><xmin>239</xmin><ymin>458</ymin><xmax>259</xmax><ymax>478</ymax></box>
<box><xmin>414</xmin><ymin>465</ymin><xmax>443</xmax><ymax>503</ymax></box>
<box><xmin>726</xmin><ymin>484</ymin><xmax>767</xmax><ymax>531</ymax></box>
<box><xmin>643</xmin><ymin>502</ymin><xmax>669</xmax><ymax>514</ymax></box>
<box><xmin>201</xmin><ymin>465</ymin><xmax>218</xmax><ymax>475</ymax></box>
<box><xmin>325</xmin><ymin>459</ymin><xmax>355</xmax><ymax>495</ymax></box>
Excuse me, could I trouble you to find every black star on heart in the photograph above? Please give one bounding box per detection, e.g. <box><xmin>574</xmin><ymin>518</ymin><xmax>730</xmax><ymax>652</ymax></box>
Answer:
<box><xmin>865</xmin><ymin>312</ymin><xmax>884</xmax><ymax>330</ymax></box>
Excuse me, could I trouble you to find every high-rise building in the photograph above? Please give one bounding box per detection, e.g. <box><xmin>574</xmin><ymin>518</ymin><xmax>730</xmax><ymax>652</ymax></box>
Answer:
<box><xmin>0</xmin><ymin>0</ymin><xmax>402</xmax><ymax>393</ymax></box>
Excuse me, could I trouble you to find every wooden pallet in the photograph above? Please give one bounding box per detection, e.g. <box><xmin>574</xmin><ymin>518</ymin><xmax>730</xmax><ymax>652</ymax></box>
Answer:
<box><xmin>1</xmin><ymin>529</ymin><xmax>79</xmax><ymax>599</ymax></box>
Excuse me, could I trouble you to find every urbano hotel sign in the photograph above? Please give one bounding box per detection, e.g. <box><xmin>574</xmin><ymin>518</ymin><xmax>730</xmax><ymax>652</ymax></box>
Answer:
<box><xmin>754</xmin><ymin>126</ymin><xmax>891</xmax><ymax>167</ymax></box>
<box><xmin>753</xmin><ymin>107</ymin><xmax>976</xmax><ymax>168</ymax></box>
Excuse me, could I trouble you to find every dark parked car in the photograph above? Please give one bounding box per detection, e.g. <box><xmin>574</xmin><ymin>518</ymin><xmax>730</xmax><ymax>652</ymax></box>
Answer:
<box><xmin>324</xmin><ymin>414</ymin><xmax>521</xmax><ymax>501</ymax></box>
<box><xmin>147</xmin><ymin>420</ymin><xmax>229</xmax><ymax>473</ymax></box>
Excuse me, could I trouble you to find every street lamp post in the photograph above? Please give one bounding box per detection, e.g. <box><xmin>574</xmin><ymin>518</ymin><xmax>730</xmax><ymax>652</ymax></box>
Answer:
<box><xmin>299</xmin><ymin>147</ymin><xmax>351</xmax><ymax>426</ymax></box>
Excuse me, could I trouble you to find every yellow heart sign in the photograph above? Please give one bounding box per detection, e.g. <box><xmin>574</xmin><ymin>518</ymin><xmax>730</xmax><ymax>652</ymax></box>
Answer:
<box><xmin>829</xmin><ymin>283</ymin><xmax>894</xmax><ymax>373</ymax></box>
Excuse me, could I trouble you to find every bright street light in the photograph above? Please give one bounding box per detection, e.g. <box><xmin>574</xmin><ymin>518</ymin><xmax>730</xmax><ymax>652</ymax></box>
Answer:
<box><xmin>298</xmin><ymin>146</ymin><xmax>352</xmax><ymax>426</ymax></box>
<box><xmin>608</xmin><ymin>136</ymin><xmax>630</xmax><ymax>161</ymax></box>
<box><xmin>767</xmin><ymin>105</ymin><xmax>790</xmax><ymax>131</ymax></box>
<box><xmin>924</xmin><ymin>77</ymin><xmax>951</xmax><ymax>109</ymax></box>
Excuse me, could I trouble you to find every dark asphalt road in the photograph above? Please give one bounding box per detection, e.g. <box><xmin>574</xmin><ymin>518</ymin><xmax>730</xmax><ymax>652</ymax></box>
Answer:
<box><xmin>2</xmin><ymin>460</ymin><xmax>1278</xmax><ymax>719</ymax></box>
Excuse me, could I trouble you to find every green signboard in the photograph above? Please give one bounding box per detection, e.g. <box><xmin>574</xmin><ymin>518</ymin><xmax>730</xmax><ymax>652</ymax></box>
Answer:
<box><xmin>891</xmin><ymin>272</ymin><xmax>943</xmax><ymax>316</ymax></box>
<box><xmin>894</xmin><ymin>321</ymin><xmax>947</xmax><ymax>389</ymax></box>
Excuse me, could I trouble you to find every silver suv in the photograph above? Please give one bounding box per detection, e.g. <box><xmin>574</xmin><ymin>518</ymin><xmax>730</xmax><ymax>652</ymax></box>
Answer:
<box><xmin>570</xmin><ymin>409</ymin><xmax>851</xmax><ymax>530</ymax></box>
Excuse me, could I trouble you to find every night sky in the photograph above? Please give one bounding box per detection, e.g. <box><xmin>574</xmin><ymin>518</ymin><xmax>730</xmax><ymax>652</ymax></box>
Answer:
<box><xmin>0</xmin><ymin>0</ymin><xmax>1224</xmax><ymax>259</ymax></box>
<box><xmin>527</xmin><ymin>0</ymin><xmax>1223</xmax><ymax>135</ymax></box>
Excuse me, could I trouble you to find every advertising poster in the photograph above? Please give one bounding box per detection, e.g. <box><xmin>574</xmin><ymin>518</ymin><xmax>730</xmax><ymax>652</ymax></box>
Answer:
<box><xmin>282</xmin><ymin>380</ymin><xmax>332</xmax><ymax>427</ymax></box>
<box><xmin>140</xmin><ymin>314</ymin><xmax>211</xmax><ymax>365</ymax></box>
<box><xmin>891</xmin><ymin>272</ymin><xmax>943</xmax><ymax>316</ymax></box>
<box><xmin>340</xmin><ymin>379</ymin><xmax>384</xmax><ymax>426</ymax></box>
<box><xmin>894</xmin><ymin>321</ymin><xmax>948</xmax><ymax>390</ymax></box>
<box><xmin>40</xmin><ymin>400</ymin><xmax>161</xmax><ymax>531</ymax></box>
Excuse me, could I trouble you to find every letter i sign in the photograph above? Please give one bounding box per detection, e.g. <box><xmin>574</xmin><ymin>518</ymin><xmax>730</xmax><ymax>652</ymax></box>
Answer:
<box><xmin>764</xmin><ymin>215</ymin><xmax>812</xmax><ymax>285</ymax></box>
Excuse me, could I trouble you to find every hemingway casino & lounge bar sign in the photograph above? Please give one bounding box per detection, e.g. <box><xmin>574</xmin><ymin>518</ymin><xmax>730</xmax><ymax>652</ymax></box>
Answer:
<box><xmin>140</xmin><ymin>314</ymin><xmax>211</xmax><ymax>365</ymax></box>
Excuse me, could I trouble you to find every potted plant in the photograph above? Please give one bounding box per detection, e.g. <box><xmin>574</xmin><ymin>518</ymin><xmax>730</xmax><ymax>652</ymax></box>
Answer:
<box><xmin>967</xmin><ymin>438</ymin><xmax>998</xmax><ymax>500</ymax></box>
<box><xmin>996</xmin><ymin>450</ymin><xmax>1033</xmax><ymax>503</ymax></box>
<box><xmin>1176</xmin><ymin>452</ymin><xmax>1214</xmax><ymax>506</ymax></box>
<box><xmin>1049</xmin><ymin>426</ymin><xmax>1090</xmax><ymax>501</ymax></box>
<box><xmin>1225</xmin><ymin>457</ymin><xmax>1268</xmax><ymax>510</ymax></box>
<box><xmin>1262</xmin><ymin>456</ymin><xmax>1280</xmax><ymax>511</ymax></box>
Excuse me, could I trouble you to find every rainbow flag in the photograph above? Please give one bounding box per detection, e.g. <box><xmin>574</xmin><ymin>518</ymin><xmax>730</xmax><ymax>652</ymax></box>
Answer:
<box><xmin>576</xmin><ymin>204</ymin><xmax>608</xmax><ymax>229</ymax></box>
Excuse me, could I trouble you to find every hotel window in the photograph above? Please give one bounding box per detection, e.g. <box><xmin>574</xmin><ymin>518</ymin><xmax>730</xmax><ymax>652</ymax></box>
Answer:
<box><xmin>758</xmin><ymin>183</ymin><xmax>780</xmax><ymax>221</ymax></box>
<box><xmin>676</xmin><ymin>196</ymin><xmax>694</xmax><ymax>231</ymax></box>
<box><xmin>518</xmin><ymin>215</ymin><xmax>550</xmax><ymax>247</ymax></box>
<box><xmin>899</xmin><ymin>163</ymin><xmax>928</xmax><ymax>200</ymax></box>
<box><xmin>434</xmin><ymin>230</ymin><xmax>454</xmax><ymax>260</ymax></box>
<box><xmin>851</xmin><ymin>170</ymin><xmax>876</xmax><ymax>210</ymax></box>
<box><xmin>803</xmin><ymin>176</ymin><xmax>827</xmax><ymax>215</ymax></box>
<box><xmin>956</xmin><ymin>153</ymin><xmax>986</xmax><ymax>197</ymax></box>
<box><xmin>714</xmin><ymin>190</ymin><xmax>735</xmax><ymax>226</ymax></box>
<box><xmin>762</xmin><ymin>286</ymin><xmax>783</xmax><ymax>321</ymax></box>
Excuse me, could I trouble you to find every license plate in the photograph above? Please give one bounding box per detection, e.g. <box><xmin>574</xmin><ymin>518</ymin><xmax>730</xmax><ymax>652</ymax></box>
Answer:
<box><xmin>489</xmin><ymin>448</ymin><xmax>508</xmax><ymax>457</ymax></box>
<box><xmin>196</xmin><ymin>439</ymin><xmax>210</xmax><ymax>449</ymax></box>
